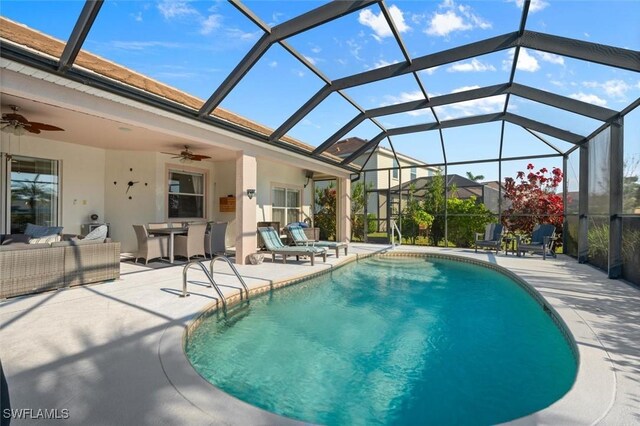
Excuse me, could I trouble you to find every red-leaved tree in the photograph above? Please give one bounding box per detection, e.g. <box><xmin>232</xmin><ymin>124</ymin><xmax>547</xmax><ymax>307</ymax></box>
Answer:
<box><xmin>502</xmin><ymin>163</ymin><xmax>564</xmax><ymax>239</ymax></box>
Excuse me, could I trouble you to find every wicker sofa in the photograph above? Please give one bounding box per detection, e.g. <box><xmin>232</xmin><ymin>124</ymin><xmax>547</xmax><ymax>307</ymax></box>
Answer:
<box><xmin>0</xmin><ymin>238</ymin><xmax>120</xmax><ymax>299</ymax></box>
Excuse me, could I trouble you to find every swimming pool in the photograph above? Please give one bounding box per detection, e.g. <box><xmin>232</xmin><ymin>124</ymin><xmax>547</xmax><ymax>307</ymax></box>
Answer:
<box><xmin>185</xmin><ymin>255</ymin><xmax>577</xmax><ymax>425</ymax></box>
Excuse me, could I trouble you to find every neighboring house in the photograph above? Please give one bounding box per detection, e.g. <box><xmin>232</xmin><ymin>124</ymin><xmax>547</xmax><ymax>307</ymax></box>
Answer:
<box><xmin>328</xmin><ymin>137</ymin><xmax>440</xmax><ymax>230</ymax></box>
<box><xmin>391</xmin><ymin>175</ymin><xmax>501</xmax><ymax>214</ymax></box>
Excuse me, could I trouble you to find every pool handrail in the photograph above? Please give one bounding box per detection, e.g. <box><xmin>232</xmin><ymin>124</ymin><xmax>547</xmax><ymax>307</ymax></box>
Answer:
<box><xmin>209</xmin><ymin>256</ymin><xmax>250</xmax><ymax>301</ymax></box>
<box><xmin>181</xmin><ymin>259</ymin><xmax>227</xmax><ymax>313</ymax></box>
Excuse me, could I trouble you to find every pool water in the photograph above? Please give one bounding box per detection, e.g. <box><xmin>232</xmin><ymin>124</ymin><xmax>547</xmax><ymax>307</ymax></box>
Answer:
<box><xmin>185</xmin><ymin>256</ymin><xmax>577</xmax><ymax>425</ymax></box>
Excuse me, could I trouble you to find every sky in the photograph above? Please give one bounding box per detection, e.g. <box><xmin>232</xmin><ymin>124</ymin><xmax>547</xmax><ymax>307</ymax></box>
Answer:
<box><xmin>2</xmin><ymin>0</ymin><xmax>639</xmax><ymax>182</ymax></box>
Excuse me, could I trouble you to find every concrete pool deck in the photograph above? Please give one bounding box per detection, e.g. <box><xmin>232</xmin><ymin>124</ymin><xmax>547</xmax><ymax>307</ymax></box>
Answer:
<box><xmin>1</xmin><ymin>244</ymin><xmax>639</xmax><ymax>425</ymax></box>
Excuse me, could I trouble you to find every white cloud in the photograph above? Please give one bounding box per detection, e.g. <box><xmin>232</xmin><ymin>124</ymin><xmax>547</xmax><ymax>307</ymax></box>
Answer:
<box><xmin>425</xmin><ymin>10</ymin><xmax>471</xmax><ymax>36</ymax></box>
<box><xmin>358</xmin><ymin>5</ymin><xmax>410</xmax><ymax>39</ymax></box>
<box><xmin>583</xmin><ymin>79</ymin><xmax>632</xmax><ymax>99</ymax></box>
<box><xmin>569</xmin><ymin>92</ymin><xmax>608</xmax><ymax>107</ymax></box>
<box><xmin>438</xmin><ymin>93</ymin><xmax>507</xmax><ymax>119</ymax></box>
<box><xmin>420</xmin><ymin>67</ymin><xmax>439</xmax><ymax>76</ymax></box>
<box><xmin>425</xmin><ymin>1</ymin><xmax>491</xmax><ymax>37</ymax></box>
<box><xmin>503</xmin><ymin>48</ymin><xmax>539</xmax><ymax>72</ymax></box>
<box><xmin>310</xmin><ymin>46</ymin><xmax>322</xmax><ymax>54</ymax></box>
<box><xmin>304</xmin><ymin>55</ymin><xmax>317</xmax><ymax>66</ymax></box>
<box><xmin>447</xmin><ymin>58</ymin><xmax>496</xmax><ymax>72</ymax></box>
<box><xmin>225</xmin><ymin>28</ymin><xmax>261</xmax><ymax>42</ymax></box>
<box><xmin>511</xmin><ymin>0</ymin><xmax>549</xmax><ymax>13</ymax></box>
<box><xmin>111</xmin><ymin>41</ymin><xmax>183</xmax><ymax>51</ymax></box>
<box><xmin>268</xmin><ymin>61</ymin><xmax>278</xmax><ymax>68</ymax></box>
<box><xmin>601</xmin><ymin>80</ymin><xmax>630</xmax><ymax>98</ymax></box>
<box><xmin>373</xmin><ymin>58</ymin><xmax>400</xmax><ymax>68</ymax></box>
<box><xmin>200</xmin><ymin>14</ymin><xmax>222</xmax><ymax>35</ymax></box>
<box><xmin>157</xmin><ymin>1</ymin><xmax>198</xmax><ymax>19</ymax></box>
<box><xmin>346</xmin><ymin>39</ymin><xmax>363</xmax><ymax>61</ymax></box>
<box><xmin>381</xmin><ymin>91</ymin><xmax>430</xmax><ymax>116</ymax></box>
<box><xmin>131</xmin><ymin>12</ymin><xmax>143</xmax><ymax>22</ymax></box>
<box><xmin>534</xmin><ymin>51</ymin><xmax>564</xmax><ymax>65</ymax></box>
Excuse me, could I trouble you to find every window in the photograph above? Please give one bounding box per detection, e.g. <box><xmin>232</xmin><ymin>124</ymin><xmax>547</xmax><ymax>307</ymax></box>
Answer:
<box><xmin>411</xmin><ymin>167</ymin><xmax>417</xmax><ymax>180</ymax></box>
<box><xmin>168</xmin><ymin>170</ymin><xmax>205</xmax><ymax>218</ymax></box>
<box><xmin>272</xmin><ymin>187</ymin><xmax>300</xmax><ymax>226</ymax></box>
<box><xmin>392</xmin><ymin>159</ymin><xmax>399</xmax><ymax>180</ymax></box>
<box><xmin>5</xmin><ymin>155</ymin><xmax>60</xmax><ymax>234</ymax></box>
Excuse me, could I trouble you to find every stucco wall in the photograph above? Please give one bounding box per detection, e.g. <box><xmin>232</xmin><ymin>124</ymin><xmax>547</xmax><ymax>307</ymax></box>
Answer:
<box><xmin>2</xmin><ymin>137</ymin><xmax>328</xmax><ymax>253</ymax></box>
<box><xmin>1</xmin><ymin>134</ymin><xmax>105</xmax><ymax>235</ymax></box>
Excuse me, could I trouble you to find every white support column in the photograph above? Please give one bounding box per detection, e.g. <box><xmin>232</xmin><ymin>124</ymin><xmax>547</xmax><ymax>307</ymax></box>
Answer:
<box><xmin>235</xmin><ymin>152</ymin><xmax>257</xmax><ymax>265</ymax></box>
<box><xmin>337</xmin><ymin>177</ymin><xmax>351</xmax><ymax>242</ymax></box>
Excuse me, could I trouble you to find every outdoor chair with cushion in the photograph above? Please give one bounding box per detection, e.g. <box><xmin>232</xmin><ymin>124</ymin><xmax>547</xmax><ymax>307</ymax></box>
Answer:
<box><xmin>133</xmin><ymin>224</ymin><xmax>169</xmax><ymax>264</ymax></box>
<box><xmin>516</xmin><ymin>224</ymin><xmax>557</xmax><ymax>260</ymax></box>
<box><xmin>285</xmin><ymin>224</ymin><xmax>348</xmax><ymax>258</ymax></box>
<box><xmin>205</xmin><ymin>222</ymin><xmax>228</xmax><ymax>258</ymax></box>
<box><xmin>474</xmin><ymin>223</ymin><xmax>504</xmax><ymax>254</ymax></box>
<box><xmin>258</xmin><ymin>227</ymin><xmax>327</xmax><ymax>265</ymax></box>
<box><xmin>174</xmin><ymin>222</ymin><xmax>207</xmax><ymax>261</ymax></box>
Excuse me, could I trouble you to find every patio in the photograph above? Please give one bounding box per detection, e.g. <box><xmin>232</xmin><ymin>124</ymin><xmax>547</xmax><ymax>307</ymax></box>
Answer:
<box><xmin>1</xmin><ymin>246</ymin><xmax>639</xmax><ymax>425</ymax></box>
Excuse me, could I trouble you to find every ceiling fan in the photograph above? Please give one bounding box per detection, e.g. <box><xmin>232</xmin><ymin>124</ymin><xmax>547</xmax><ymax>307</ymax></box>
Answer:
<box><xmin>1</xmin><ymin>105</ymin><xmax>65</xmax><ymax>136</ymax></box>
<box><xmin>161</xmin><ymin>145</ymin><xmax>211</xmax><ymax>162</ymax></box>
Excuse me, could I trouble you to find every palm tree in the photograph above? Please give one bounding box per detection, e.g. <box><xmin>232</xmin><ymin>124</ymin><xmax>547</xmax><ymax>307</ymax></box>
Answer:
<box><xmin>466</xmin><ymin>171</ymin><xmax>485</xmax><ymax>182</ymax></box>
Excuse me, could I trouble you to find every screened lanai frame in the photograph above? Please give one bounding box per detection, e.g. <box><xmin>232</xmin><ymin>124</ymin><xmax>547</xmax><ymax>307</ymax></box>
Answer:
<box><xmin>0</xmin><ymin>0</ymin><xmax>639</xmax><ymax>280</ymax></box>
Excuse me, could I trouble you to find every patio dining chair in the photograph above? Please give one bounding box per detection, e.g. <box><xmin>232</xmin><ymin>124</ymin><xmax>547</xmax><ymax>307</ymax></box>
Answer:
<box><xmin>258</xmin><ymin>227</ymin><xmax>326</xmax><ymax>265</ymax></box>
<box><xmin>205</xmin><ymin>222</ymin><xmax>228</xmax><ymax>258</ymax></box>
<box><xmin>474</xmin><ymin>223</ymin><xmax>504</xmax><ymax>254</ymax></box>
<box><xmin>285</xmin><ymin>224</ymin><xmax>348</xmax><ymax>258</ymax></box>
<box><xmin>174</xmin><ymin>223</ymin><xmax>207</xmax><ymax>261</ymax></box>
<box><xmin>516</xmin><ymin>224</ymin><xmax>556</xmax><ymax>260</ymax></box>
<box><xmin>133</xmin><ymin>225</ymin><xmax>168</xmax><ymax>264</ymax></box>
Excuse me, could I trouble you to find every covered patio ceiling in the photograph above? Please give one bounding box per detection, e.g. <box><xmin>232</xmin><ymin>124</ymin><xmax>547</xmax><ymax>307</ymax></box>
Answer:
<box><xmin>0</xmin><ymin>93</ymin><xmax>238</xmax><ymax>161</ymax></box>
<box><xmin>1</xmin><ymin>0</ymin><xmax>639</xmax><ymax>172</ymax></box>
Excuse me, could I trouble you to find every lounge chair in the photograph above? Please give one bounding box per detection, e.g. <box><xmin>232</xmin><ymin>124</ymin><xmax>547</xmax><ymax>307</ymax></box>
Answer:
<box><xmin>258</xmin><ymin>227</ymin><xmax>327</xmax><ymax>265</ymax></box>
<box><xmin>474</xmin><ymin>223</ymin><xmax>504</xmax><ymax>254</ymax></box>
<box><xmin>285</xmin><ymin>225</ymin><xmax>348</xmax><ymax>258</ymax></box>
<box><xmin>516</xmin><ymin>224</ymin><xmax>556</xmax><ymax>260</ymax></box>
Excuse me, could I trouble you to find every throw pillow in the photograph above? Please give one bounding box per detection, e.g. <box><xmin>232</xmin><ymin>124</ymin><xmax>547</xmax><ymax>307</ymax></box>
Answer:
<box><xmin>24</xmin><ymin>223</ymin><xmax>63</xmax><ymax>238</ymax></box>
<box><xmin>29</xmin><ymin>235</ymin><xmax>61</xmax><ymax>244</ymax></box>
<box><xmin>1</xmin><ymin>234</ymin><xmax>31</xmax><ymax>245</ymax></box>
<box><xmin>84</xmin><ymin>225</ymin><xmax>108</xmax><ymax>241</ymax></box>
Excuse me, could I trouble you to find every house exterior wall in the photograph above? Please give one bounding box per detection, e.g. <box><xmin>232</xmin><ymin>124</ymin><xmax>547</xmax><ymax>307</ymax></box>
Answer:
<box><xmin>1</xmin><ymin>133</ymin><xmax>105</xmax><ymax>236</ymax></box>
<box><xmin>1</xmin><ymin>135</ymin><xmax>320</xmax><ymax>253</ymax></box>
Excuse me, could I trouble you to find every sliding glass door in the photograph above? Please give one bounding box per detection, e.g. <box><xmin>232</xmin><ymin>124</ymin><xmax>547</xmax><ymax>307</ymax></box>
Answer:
<box><xmin>4</xmin><ymin>155</ymin><xmax>60</xmax><ymax>234</ymax></box>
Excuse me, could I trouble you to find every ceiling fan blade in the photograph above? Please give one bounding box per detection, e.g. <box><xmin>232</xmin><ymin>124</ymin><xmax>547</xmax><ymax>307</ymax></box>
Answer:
<box><xmin>2</xmin><ymin>113</ymin><xmax>29</xmax><ymax>124</ymax></box>
<box><xmin>27</xmin><ymin>122</ymin><xmax>64</xmax><ymax>132</ymax></box>
<box><xmin>26</xmin><ymin>127</ymin><xmax>41</xmax><ymax>134</ymax></box>
<box><xmin>191</xmin><ymin>154</ymin><xmax>211</xmax><ymax>160</ymax></box>
<box><xmin>161</xmin><ymin>151</ymin><xmax>179</xmax><ymax>156</ymax></box>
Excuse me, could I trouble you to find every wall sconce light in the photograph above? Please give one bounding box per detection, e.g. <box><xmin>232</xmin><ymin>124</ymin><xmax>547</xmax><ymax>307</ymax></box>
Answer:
<box><xmin>303</xmin><ymin>170</ymin><xmax>314</xmax><ymax>188</ymax></box>
<box><xmin>247</xmin><ymin>188</ymin><xmax>256</xmax><ymax>199</ymax></box>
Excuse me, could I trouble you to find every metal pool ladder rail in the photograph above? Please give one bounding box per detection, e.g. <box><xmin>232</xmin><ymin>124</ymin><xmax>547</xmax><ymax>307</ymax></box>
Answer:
<box><xmin>181</xmin><ymin>256</ymin><xmax>250</xmax><ymax>312</ymax></box>
<box><xmin>390</xmin><ymin>219</ymin><xmax>402</xmax><ymax>248</ymax></box>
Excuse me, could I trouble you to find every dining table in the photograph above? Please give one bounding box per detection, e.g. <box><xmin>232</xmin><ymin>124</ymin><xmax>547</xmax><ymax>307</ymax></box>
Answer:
<box><xmin>146</xmin><ymin>226</ymin><xmax>188</xmax><ymax>264</ymax></box>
